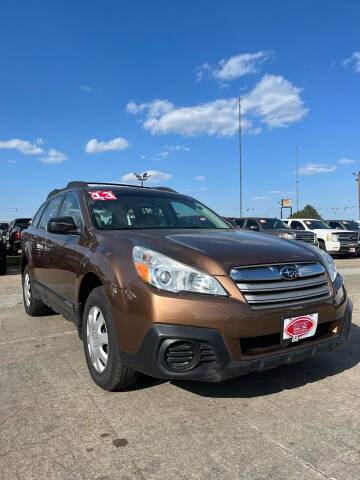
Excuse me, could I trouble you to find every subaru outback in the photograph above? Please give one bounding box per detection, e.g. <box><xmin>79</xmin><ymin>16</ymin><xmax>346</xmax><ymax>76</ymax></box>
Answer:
<box><xmin>21</xmin><ymin>182</ymin><xmax>352</xmax><ymax>391</ymax></box>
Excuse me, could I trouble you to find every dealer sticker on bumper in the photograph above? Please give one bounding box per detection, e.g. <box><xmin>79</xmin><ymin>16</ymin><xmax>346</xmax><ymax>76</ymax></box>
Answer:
<box><xmin>283</xmin><ymin>313</ymin><xmax>318</xmax><ymax>343</ymax></box>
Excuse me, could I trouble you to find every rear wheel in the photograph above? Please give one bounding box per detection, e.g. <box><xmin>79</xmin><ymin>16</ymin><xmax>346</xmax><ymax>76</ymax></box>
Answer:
<box><xmin>83</xmin><ymin>286</ymin><xmax>138</xmax><ymax>391</ymax></box>
<box><xmin>22</xmin><ymin>265</ymin><xmax>51</xmax><ymax>316</ymax></box>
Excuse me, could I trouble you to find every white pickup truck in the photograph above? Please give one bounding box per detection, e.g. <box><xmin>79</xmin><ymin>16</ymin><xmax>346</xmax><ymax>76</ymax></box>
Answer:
<box><xmin>283</xmin><ymin>218</ymin><xmax>360</xmax><ymax>256</ymax></box>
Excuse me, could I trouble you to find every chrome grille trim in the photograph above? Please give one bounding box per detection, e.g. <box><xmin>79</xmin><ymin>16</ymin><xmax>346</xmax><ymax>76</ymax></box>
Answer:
<box><xmin>337</xmin><ymin>232</ymin><xmax>359</xmax><ymax>242</ymax></box>
<box><xmin>295</xmin><ymin>232</ymin><xmax>315</xmax><ymax>243</ymax></box>
<box><xmin>231</xmin><ymin>262</ymin><xmax>331</xmax><ymax>310</ymax></box>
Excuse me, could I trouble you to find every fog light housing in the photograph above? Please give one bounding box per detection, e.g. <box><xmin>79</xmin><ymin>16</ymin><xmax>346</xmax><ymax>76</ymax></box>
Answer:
<box><xmin>160</xmin><ymin>340</ymin><xmax>201</xmax><ymax>372</ymax></box>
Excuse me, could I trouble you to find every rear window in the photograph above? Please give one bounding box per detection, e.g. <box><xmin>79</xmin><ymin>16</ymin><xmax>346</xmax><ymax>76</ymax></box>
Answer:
<box><xmin>14</xmin><ymin>218</ymin><xmax>31</xmax><ymax>228</ymax></box>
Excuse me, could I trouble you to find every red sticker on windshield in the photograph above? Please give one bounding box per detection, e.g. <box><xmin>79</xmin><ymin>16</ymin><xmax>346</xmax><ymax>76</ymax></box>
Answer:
<box><xmin>89</xmin><ymin>191</ymin><xmax>117</xmax><ymax>201</ymax></box>
<box><xmin>259</xmin><ymin>219</ymin><xmax>267</xmax><ymax>224</ymax></box>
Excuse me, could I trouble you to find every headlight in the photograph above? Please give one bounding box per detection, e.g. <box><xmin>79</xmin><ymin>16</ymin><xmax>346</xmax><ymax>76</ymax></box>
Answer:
<box><xmin>327</xmin><ymin>233</ymin><xmax>339</xmax><ymax>242</ymax></box>
<box><xmin>278</xmin><ymin>233</ymin><xmax>295</xmax><ymax>240</ymax></box>
<box><xmin>305</xmin><ymin>244</ymin><xmax>337</xmax><ymax>282</ymax></box>
<box><xmin>132</xmin><ymin>246</ymin><xmax>227</xmax><ymax>296</ymax></box>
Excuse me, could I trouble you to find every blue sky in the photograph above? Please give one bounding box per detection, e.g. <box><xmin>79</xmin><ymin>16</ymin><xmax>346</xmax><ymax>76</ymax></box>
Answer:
<box><xmin>0</xmin><ymin>0</ymin><xmax>359</xmax><ymax>220</ymax></box>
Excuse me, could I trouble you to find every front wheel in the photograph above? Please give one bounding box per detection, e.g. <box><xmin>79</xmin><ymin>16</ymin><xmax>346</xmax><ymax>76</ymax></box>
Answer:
<box><xmin>83</xmin><ymin>286</ymin><xmax>138</xmax><ymax>391</ymax></box>
<box><xmin>22</xmin><ymin>265</ymin><xmax>51</xmax><ymax>316</ymax></box>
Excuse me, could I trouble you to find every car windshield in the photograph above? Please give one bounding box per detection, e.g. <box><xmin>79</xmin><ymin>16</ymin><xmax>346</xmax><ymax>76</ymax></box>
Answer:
<box><xmin>14</xmin><ymin>219</ymin><xmax>30</xmax><ymax>228</ymax></box>
<box><xmin>304</xmin><ymin>220</ymin><xmax>331</xmax><ymax>229</ymax></box>
<box><xmin>340</xmin><ymin>220</ymin><xmax>360</xmax><ymax>230</ymax></box>
<box><xmin>259</xmin><ymin>218</ymin><xmax>290</xmax><ymax>230</ymax></box>
<box><xmin>86</xmin><ymin>191</ymin><xmax>231</xmax><ymax>230</ymax></box>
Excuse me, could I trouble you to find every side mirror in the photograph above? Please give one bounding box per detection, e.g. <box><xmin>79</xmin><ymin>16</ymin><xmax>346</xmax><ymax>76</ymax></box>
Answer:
<box><xmin>250</xmin><ymin>225</ymin><xmax>259</xmax><ymax>231</ymax></box>
<box><xmin>47</xmin><ymin>216</ymin><xmax>78</xmax><ymax>234</ymax></box>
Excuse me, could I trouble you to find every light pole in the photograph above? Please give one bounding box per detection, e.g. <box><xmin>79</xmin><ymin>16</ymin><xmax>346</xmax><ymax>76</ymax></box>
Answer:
<box><xmin>238</xmin><ymin>97</ymin><xmax>243</xmax><ymax>218</ymax></box>
<box><xmin>353</xmin><ymin>171</ymin><xmax>360</xmax><ymax>220</ymax></box>
<box><xmin>133</xmin><ymin>172</ymin><xmax>150</xmax><ymax>187</ymax></box>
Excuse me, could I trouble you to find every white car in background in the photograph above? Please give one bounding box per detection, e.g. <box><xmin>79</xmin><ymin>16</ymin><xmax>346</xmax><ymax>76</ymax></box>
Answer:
<box><xmin>283</xmin><ymin>218</ymin><xmax>360</xmax><ymax>256</ymax></box>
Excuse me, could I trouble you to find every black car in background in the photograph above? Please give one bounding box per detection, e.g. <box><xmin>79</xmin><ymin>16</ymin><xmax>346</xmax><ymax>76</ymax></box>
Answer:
<box><xmin>0</xmin><ymin>236</ymin><xmax>6</xmax><ymax>275</ymax></box>
<box><xmin>5</xmin><ymin>218</ymin><xmax>31</xmax><ymax>254</ymax></box>
<box><xmin>228</xmin><ymin>217</ymin><xmax>318</xmax><ymax>245</ymax></box>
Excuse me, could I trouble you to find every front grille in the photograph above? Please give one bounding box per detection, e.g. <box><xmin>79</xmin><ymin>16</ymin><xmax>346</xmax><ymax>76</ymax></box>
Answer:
<box><xmin>295</xmin><ymin>232</ymin><xmax>315</xmax><ymax>243</ymax></box>
<box><xmin>231</xmin><ymin>262</ymin><xmax>331</xmax><ymax>310</ymax></box>
<box><xmin>337</xmin><ymin>232</ymin><xmax>359</xmax><ymax>243</ymax></box>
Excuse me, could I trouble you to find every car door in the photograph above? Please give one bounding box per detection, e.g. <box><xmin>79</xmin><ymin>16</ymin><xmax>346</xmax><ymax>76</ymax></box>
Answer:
<box><xmin>35</xmin><ymin>196</ymin><xmax>64</xmax><ymax>290</ymax></box>
<box><xmin>27</xmin><ymin>203</ymin><xmax>47</xmax><ymax>284</ymax></box>
<box><xmin>44</xmin><ymin>193</ymin><xmax>84</xmax><ymax>316</ymax></box>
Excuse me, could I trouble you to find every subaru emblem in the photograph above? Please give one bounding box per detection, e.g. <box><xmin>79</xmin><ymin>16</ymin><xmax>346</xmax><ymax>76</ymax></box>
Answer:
<box><xmin>280</xmin><ymin>265</ymin><xmax>299</xmax><ymax>281</ymax></box>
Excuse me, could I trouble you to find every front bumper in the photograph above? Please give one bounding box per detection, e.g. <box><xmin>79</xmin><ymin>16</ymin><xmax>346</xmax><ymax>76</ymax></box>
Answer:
<box><xmin>326</xmin><ymin>241</ymin><xmax>359</xmax><ymax>254</ymax></box>
<box><xmin>119</xmin><ymin>299</ymin><xmax>352</xmax><ymax>383</ymax></box>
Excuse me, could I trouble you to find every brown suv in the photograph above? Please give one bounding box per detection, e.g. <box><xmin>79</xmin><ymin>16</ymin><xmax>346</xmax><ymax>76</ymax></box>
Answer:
<box><xmin>21</xmin><ymin>182</ymin><xmax>352</xmax><ymax>391</ymax></box>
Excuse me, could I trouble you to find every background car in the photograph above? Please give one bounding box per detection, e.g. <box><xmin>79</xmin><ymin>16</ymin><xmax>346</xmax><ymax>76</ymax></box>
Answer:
<box><xmin>283</xmin><ymin>218</ymin><xmax>359</xmax><ymax>255</ymax></box>
<box><xmin>326</xmin><ymin>219</ymin><xmax>360</xmax><ymax>232</ymax></box>
<box><xmin>5</xmin><ymin>218</ymin><xmax>31</xmax><ymax>255</ymax></box>
<box><xmin>0</xmin><ymin>236</ymin><xmax>6</xmax><ymax>275</ymax></box>
<box><xmin>229</xmin><ymin>217</ymin><xmax>318</xmax><ymax>245</ymax></box>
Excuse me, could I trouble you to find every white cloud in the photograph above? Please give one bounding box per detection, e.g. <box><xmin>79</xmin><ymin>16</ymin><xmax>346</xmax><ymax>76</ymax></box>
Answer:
<box><xmin>85</xmin><ymin>137</ymin><xmax>130</xmax><ymax>153</ymax></box>
<box><xmin>342</xmin><ymin>52</ymin><xmax>360</xmax><ymax>72</ymax></box>
<box><xmin>36</xmin><ymin>137</ymin><xmax>44</xmax><ymax>145</ymax></box>
<box><xmin>121</xmin><ymin>170</ymin><xmax>172</xmax><ymax>184</ymax></box>
<box><xmin>39</xmin><ymin>149</ymin><xmax>68</xmax><ymax>164</ymax></box>
<box><xmin>8</xmin><ymin>160</ymin><xmax>17</xmax><ymax>164</ymax></box>
<box><xmin>200</xmin><ymin>187</ymin><xmax>207</xmax><ymax>191</ymax></box>
<box><xmin>194</xmin><ymin>175</ymin><xmax>206</xmax><ymax>181</ymax></box>
<box><xmin>81</xmin><ymin>85</ymin><xmax>92</xmax><ymax>91</ymax></box>
<box><xmin>165</xmin><ymin>144</ymin><xmax>191</xmax><ymax>151</ymax></box>
<box><xmin>140</xmin><ymin>155</ymin><xmax>146</xmax><ymax>159</ymax></box>
<box><xmin>196</xmin><ymin>51</ymin><xmax>270</xmax><ymax>82</ymax></box>
<box><xmin>157</xmin><ymin>151</ymin><xmax>169</xmax><ymax>159</ymax></box>
<box><xmin>338</xmin><ymin>157</ymin><xmax>355</xmax><ymax>164</ymax></box>
<box><xmin>243</xmin><ymin>74</ymin><xmax>308</xmax><ymax>127</ymax></box>
<box><xmin>126</xmin><ymin>75</ymin><xmax>307</xmax><ymax>137</ymax></box>
<box><xmin>0</xmin><ymin>139</ymin><xmax>44</xmax><ymax>155</ymax></box>
<box><xmin>269</xmin><ymin>190</ymin><xmax>295</xmax><ymax>196</ymax></box>
<box><xmin>298</xmin><ymin>163</ymin><xmax>337</xmax><ymax>175</ymax></box>
<box><xmin>252</xmin><ymin>196</ymin><xmax>271</xmax><ymax>201</ymax></box>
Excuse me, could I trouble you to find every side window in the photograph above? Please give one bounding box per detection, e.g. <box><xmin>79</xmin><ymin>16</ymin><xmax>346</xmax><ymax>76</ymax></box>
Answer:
<box><xmin>32</xmin><ymin>204</ymin><xmax>46</xmax><ymax>228</ymax></box>
<box><xmin>59</xmin><ymin>194</ymin><xmax>83</xmax><ymax>230</ymax></box>
<box><xmin>291</xmin><ymin>221</ymin><xmax>305</xmax><ymax>230</ymax></box>
<box><xmin>38</xmin><ymin>196</ymin><xmax>63</xmax><ymax>230</ymax></box>
<box><xmin>245</xmin><ymin>219</ymin><xmax>259</xmax><ymax>229</ymax></box>
<box><xmin>329</xmin><ymin>221</ymin><xmax>341</xmax><ymax>229</ymax></box>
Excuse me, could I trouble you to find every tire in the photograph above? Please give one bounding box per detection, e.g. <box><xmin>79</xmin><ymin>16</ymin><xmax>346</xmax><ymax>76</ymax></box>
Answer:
<box><xmin>82</xmin><ymin>286</ymin><xmax>138</xmax><ymax>391</ymax></box>
<box><xmin>0</xmin><ymin>254</ymin><xmax>6</xmax><ymax>275</ymax></box>
<box><xmin>22</xmin><ymin>265</ymin><xmax>51</xmax><ymax>316</ymax></box>
<box><xmin>318</xmin><ymin>240</ymin><xmax>327</xmax><ymax>252</ymax></box>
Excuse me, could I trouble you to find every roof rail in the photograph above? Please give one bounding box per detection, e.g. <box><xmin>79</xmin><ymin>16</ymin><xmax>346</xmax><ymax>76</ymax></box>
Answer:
<box><xmin>46</xmin><ymin>181</ymin><xmax>177</xmax><ymax>200</ymax></box>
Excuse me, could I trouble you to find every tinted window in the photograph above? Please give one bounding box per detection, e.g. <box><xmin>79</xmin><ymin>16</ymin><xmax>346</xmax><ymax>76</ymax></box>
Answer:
<box><xmin>32</xmin><ymin>204</ymin><xmax>46</xmax><ymax>228</ymax></box>
<box><xmin>86</xmin><ymin>191</ymin><xmax>230</xmax><ymax>230</ymax></box>
<box><xmin>303</xmin><ymin>220</ymin><xmax>331</xmax><ymax>229</ymax></box>
<box><xmin>234</xmin><ymin>219</ymin><xmax>245</xmax><ymax>227</ymax></box>
<box><xmin>38</xmin><ymin>196</ymin><xmax>63</xmax><ymax>230</ymax></box>
<box><xmin>246</xmin><ymin>219</ymin><xmax>259</xmax><ymax>229</ymax></box>
<box><xmin>340</xmin><ymin>220</ymin><xmax>360</xmax><ymax>230</ymax></box>
<box><xmin>328</xmin><ymin>221</ymin><xmax>342</xmax><ymax>229</ymax></box>
<box><xmin>259</xmin><ymin>218</ymin><xmax>290</xmax><ymax>230</ymax></box>
<box><xmin>14</xmin><ymin>218</ymin><xmax>31</xmax><ymax>228</ymax></box>
<box><xmin>59</xmin><ymin>194</ymin><xmax>83</xmax><ymax>230</ymax></box>
<box><xmin>291</xmin><ymin>221</ymin><xmax>305</xmax><ymax>230</ymax></box>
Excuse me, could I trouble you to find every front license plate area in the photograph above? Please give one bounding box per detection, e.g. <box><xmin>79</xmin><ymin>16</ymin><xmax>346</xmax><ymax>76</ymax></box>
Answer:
<box><xmin>282</xmin><ymin>313</ymin><xmax>318</xmax><ymax>343</ymax></box>
<box><xmin>349</xmin><ymin>248</ymin><xmax>356</xmax><ymax>253</ymax></box>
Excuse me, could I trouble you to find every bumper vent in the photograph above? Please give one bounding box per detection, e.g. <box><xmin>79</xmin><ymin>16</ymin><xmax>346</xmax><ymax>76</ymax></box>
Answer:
<box><xmin>163</xmin><ymin>340</ymin><xmax>216</xmax><ymax>372</ymax></box>
<box><xmin>231</xmin><ymin>262</ymin><xmax>331</xmax><ymax>310</ymax></box>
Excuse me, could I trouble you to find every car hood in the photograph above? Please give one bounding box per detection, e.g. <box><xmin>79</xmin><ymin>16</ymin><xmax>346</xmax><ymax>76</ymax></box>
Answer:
<box><xmin>100</xmin><ymin>228</ymin><xmax>319</xmax><ymax>276</ymax></box>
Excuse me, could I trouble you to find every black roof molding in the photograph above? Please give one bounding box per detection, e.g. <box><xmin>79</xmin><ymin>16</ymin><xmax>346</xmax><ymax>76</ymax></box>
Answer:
<box><xmin>46</xmin><ymin>181</ymin><xmax>177</xmax><ymax>200</ymax></box>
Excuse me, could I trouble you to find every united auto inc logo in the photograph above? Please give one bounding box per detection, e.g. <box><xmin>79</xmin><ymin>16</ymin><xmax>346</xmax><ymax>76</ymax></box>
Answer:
<box><xmin>280</xmin><ymin>265</ymin><xmax>299</xmax><ymax>281</ymax></box>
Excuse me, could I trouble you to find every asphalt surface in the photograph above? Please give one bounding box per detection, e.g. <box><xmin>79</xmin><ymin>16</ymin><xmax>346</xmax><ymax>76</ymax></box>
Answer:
<box><xmin>0</xmin><ymin>258</ymin><xmax>359</xmax><ymax>480</ymax></box>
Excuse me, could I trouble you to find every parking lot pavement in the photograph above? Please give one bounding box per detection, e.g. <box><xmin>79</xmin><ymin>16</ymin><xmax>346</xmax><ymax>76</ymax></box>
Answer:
<box><xmin>0</xmin><ymin>259</ymin><xmax>359</xmax><ymax>480</ymax></box>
